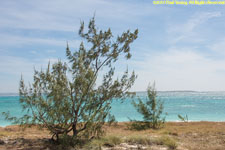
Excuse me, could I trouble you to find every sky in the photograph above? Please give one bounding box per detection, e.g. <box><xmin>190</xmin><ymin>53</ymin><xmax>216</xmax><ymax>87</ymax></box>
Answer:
<box><xmin>1</xmin><ymin>0</ymin><xmax>225</xmax><ymax>93</ymax></box>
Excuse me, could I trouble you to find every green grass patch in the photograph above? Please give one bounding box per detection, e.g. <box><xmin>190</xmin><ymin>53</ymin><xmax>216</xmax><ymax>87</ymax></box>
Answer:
<box><xmin>155</xmin><ymin>136</ymin><xmax>177</xmax><ymax>149</ymax></box>
<box><xmin>125</xmin><ymin>135</ymin><xmax>152</xmax><ymax>145</ymax></box>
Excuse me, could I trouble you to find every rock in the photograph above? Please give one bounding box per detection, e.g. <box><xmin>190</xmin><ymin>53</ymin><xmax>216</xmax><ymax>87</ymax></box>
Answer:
<box><xmin>0</xmin><ymin>139</ymin><xmax>5</xmax><ymax>145</ymax></box>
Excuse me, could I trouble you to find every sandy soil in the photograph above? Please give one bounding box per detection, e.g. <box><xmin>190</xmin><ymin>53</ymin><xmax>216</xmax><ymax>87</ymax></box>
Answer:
<box><xmin>0</xmin><ymin>122</ymin><xmax>225</xmax><ymax>150</ymax></box>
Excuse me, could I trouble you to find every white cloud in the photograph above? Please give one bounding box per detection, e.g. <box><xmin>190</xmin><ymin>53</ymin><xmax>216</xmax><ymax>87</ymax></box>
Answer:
<box><xmin>0</xmin><ymin>34</ymin><xmax>65</xmax><ymax>46</ymax></box>
<box><xmin>0</xmin><ymin>54</ymin><xmax>67</xmax><ymax>93</ymax></box>
<box><xmin>30</xmin><ymin>50</ymin><xmax>37</xmax><ymax>54</ymax></box>
<box><xmin>209</xmin><ymin>38</ymin><xmax>225</xmax><ymax>56</ymax></box>
<box><xmin>46</xmin><ymin>50</ymin><xmax>56</xmax><ymax>53</ymax></box>
<box><xmin>0</xmin><ymin>1</ymin><xmax>79</xmax><ymax>31</ymax></box>
<box><xmin>1</xmin><ymin>1</ymin><xmax>225</xmax><ymax>92</ymax></box>
<box><xmin>0</xmin><ymin>34</ymin><xmax>81</xmax><ymax>48</ymax></box>
<box><xmin>0</xmin><ymin>0</ymin><xmax>167</xmax><ymax>33</ymax></box>
<box><xmin>167</xmin><ymin>12</ymin><xmax>222</xmax><ymax>44</ymax></box>
<box><xmin>130</xmin><ymin>48</ymin><xmax>225</xmax><ymax>91</ymax></box>
<box><xmin>0</xmin><ymin>56</ymin><xmax>46</xmax><ymax>76</ymax></box>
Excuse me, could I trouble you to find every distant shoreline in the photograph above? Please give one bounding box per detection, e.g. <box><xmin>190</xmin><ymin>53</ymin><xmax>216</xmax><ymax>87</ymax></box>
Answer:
<box><xmin>2</xmin><ymin>121</ymin><xmax>225</xmax><ymax>128</ymax></box>
<box><xmin>2</xmin><ymin>91</ymin><xmax>225</xmax><ymax>96</ymax></box>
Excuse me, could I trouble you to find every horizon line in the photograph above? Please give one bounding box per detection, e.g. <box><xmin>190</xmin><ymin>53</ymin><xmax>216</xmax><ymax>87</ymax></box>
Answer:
<box><xmin>1</xmin><ymin>90</ymin><xmax>225</xmax><ymax>95</ymax></box>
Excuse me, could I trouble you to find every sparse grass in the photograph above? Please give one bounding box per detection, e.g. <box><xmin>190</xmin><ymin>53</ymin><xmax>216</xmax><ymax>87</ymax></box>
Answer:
<box><xmin>124</xmin><ymin>135</ymin><xmax>177</xmax><ymax>149</ymax></box>
<box><xmin>125</xmin><ymin>135</ymin><xmax>152</xmax><ymax>145</ymax></box>
<box><xmin>0</xmin><ymin>131</ymin><xmax>12</xmax><ymax>137</ymax></box>
<box><xmin>103</xmin><ymin>136</ymin><xmax>122</xmax><ymax>146</ymax></box>
<box><xmin>84</xmin><ymin>136</ymin><xmax>122</xmax><ymax>149</ymax></box>
<box><xmin>155</xmin><ymin>136</ymin><xmax>177</xmax><ymax>149</ymax></box>
<box><xmin>2</xmin><ymin>122</ymin><xmax>225</xmax><ymax>150</ymax></box>
<box><xmin>104</xmin><ymin>122</ymin><xmax>225</xmax><ymax>150</ymax></box>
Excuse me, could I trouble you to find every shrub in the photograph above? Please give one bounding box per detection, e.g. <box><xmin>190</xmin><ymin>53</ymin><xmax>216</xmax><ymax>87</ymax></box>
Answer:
<box><xmin>125</xmin><ymin>135</ymin><xmax>152</xmax><ymax>145</ymax></box>
<box><xmin>155</xmin><ymin>136</ymin><xmax>177</xmax><ymax>150</ymax></box>
<box><xmin>131</xmin><ymin>82</ymin><xmax>165</xmax><ymax>130</ymax></box>
<box><xmin>3</xmin><ymin>17</ymin><xmax>138</xmax><ymax>145</ymax></box>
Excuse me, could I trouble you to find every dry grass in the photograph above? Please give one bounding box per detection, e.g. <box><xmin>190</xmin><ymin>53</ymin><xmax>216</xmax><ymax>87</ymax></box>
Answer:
<box><xmin>104</xmin><ymin>122</ymin><xmax>225</xmax><ymax>150</ymax></box>
<box><xmin>1</xmin><ymin>122</ymin><xmax>225</xmax><ymax>149</ymax></box>
<box><xmin>84</xmin><ymin>136</ymin><xmax>122</xmax><ymax>149</ymax></box>
<box><xmin>154</xmin><ymin>136</ymin><xmax>177</xmax><ymax>149</ymax></box>
<box><xmin>124</xmin><ymin>135</ymin><xmax>153</xmax><ymax>145</ymax></box>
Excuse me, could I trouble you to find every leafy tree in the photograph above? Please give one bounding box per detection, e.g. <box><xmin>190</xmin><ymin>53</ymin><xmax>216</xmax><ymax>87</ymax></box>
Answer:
<box><xmin>4</xmin><ymin>17</ymin><xmax>138</xmax><ymax>144</ymax></box>
<box><xmin>131</xmin><ymin>82</ymin><xmax>165</xmax><ymax>129</ymax></box>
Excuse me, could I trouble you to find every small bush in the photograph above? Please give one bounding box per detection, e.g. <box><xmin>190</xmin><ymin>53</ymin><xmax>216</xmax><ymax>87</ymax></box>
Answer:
<box><xmin>103</xmin><ymin>136</ymin><xmax>122</xmax><ymax>147</ymax></box>
<box><xmin>127</xmin><ymin>121</ymin><xmax>150</xmax><ymax>131</ymax></box>
<box><xmin>57</xmin><ymin>134</ymin><xmax>87</xmax><ymax>149</ymax></box>
<box><xmin>131</xmin><ymin>83</ymin><xmax>165</xmax><ymax>130</ymax></box>
<box><xmin>155</xmin><ymin>136</ymin><xmax>177</xmax><ymax>149</ymax></box>
<box><xmin>125</xmin><ymin>136</ymin><xmax>152</xmax><ymax>145</ymax></box>
<box><xmin>84</xmin><ymin>139</ymin><xmax>103</xmax><ymax>150</ymax></box>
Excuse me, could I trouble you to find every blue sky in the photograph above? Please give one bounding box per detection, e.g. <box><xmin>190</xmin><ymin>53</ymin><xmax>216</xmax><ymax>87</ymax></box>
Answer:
<box><xmin>1</xmin><ymin>0</ymin><xmax>225</xmax><ymax>92</ymax></box>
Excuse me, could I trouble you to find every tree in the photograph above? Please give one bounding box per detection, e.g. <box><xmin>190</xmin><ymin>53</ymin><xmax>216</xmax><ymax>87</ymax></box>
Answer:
<box><xmin>131</xmin><ymin>83</ymin><xmax>165</xmax><ymax>129</ymax></box>
<box><xmin>5</xmin><ymin>17</ymin><xmax>138</xmax><ymax>144</ymax></box>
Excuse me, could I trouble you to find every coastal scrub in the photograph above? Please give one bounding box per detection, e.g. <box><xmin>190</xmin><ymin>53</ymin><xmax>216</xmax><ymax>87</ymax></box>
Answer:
<box><xmin>130</xmin><ymin>83</ymin><xmax>165</xmax><ymax>130</ymax></box>
<box><xmin>3</xmin><ymin>17</ymin><xmax>138</xmax><ymax>145</ymax></box>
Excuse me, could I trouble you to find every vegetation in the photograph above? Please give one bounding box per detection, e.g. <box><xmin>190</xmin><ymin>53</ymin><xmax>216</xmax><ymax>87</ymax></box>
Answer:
<box><xmin>3</xmin><ymin>17</ymin><xmax>138</xmax><ymax>145</ymax></box>
<box><xmin>125</xmin><ymin>135</ymin><xmax>152</xmax><ymax>145</ymax></box>
<box><xmin>3</xmin><ymin>122</ymin><xmax>225</xmax><ymax>149</ymax></box>
<box><xmin>130</xmin><ymin>82</ymin><xmax>165</xmax><ymax>130</ymax></box>
<box><xmin>84</xmin><ymin>136</ymin><xmax>122</xmax><ymax>149</ymax></box>
<box><xmin>178</xmin><ymin>114</ymin><xmax>188</xmax><ymax>122</ymax></box>
<box><xmin>155</xmin><ymin>136</ymin><xmax>177</xmax><ymax>150</ymax></box>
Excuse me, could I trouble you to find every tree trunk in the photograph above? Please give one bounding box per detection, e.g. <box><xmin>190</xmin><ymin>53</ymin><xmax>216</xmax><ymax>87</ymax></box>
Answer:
<box><xmin>72</xmin><ymin>123</ymin><xmax>77</xmax><ymax>137</ymax></box>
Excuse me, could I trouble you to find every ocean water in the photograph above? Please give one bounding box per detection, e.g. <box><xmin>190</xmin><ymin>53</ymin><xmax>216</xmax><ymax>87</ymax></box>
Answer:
<box><xmin>1</xmin><ymin>91</ymin><xmax>225</xmax><ymax>126</ymax></box>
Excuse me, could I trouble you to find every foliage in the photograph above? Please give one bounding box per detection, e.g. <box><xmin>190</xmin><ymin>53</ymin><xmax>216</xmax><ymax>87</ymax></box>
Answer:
<box><xmin>131</xmin><ymin>82</ymin><xmax>165</xmax><ymax>129</ymax></box>
<box><xmin>178</xmin><ymin>114</ymin><xmax>188</xmax><ymax>122</ymax></box>
<box><xmin>3</xmin><ymin>17</ymin><xmax>138</xmax><ymax>144</ymax></box>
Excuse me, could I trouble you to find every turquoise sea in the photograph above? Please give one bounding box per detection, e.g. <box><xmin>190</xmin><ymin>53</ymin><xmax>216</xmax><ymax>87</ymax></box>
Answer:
<box><xmin>1</xmin><ymin>91</ymin><xmax>225</xmax><ymax>127</ymax></box>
